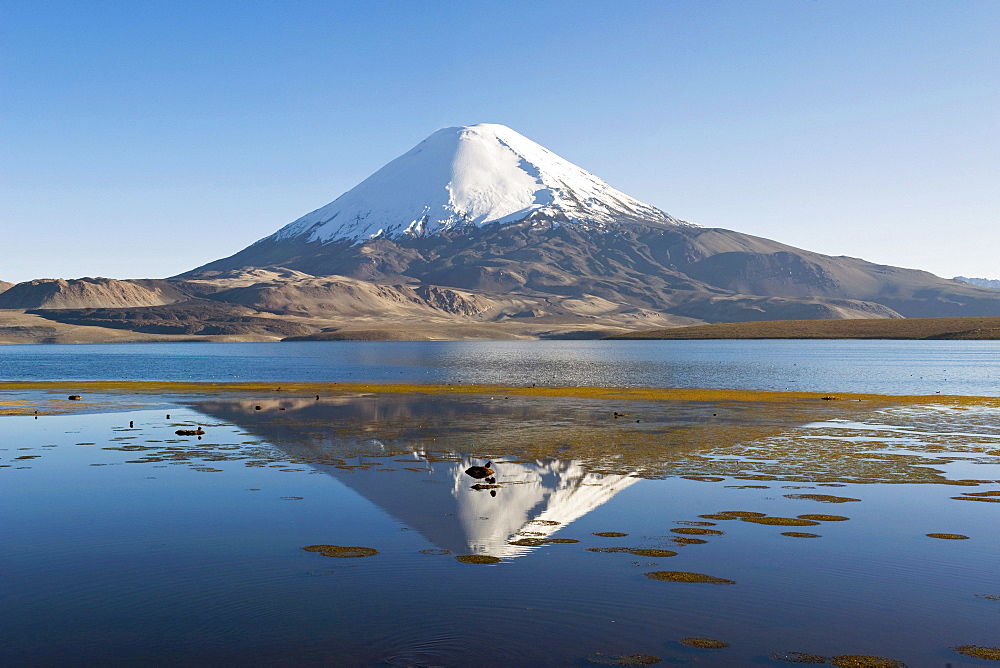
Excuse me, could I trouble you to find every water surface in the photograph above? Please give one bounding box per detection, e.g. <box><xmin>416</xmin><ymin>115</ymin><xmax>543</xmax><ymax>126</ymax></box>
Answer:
<box><xmin>3</xmin><ymin>391</ymin><xmax>999</xmax><ymax>665</ymax></box>
<box><xmin>2</xmin><ymin>339</ymin><xmax>1000</xmax><ymax>395</ymax></box>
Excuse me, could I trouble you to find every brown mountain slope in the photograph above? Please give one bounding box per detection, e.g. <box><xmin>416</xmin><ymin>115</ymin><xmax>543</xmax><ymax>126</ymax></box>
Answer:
<box><xmin>0</xmin><ymin>277</ymin><xmax>186</xmax><ymax>309</ymax></box>
<box><xmin>181</xmin><ymin>218</ymin><xmax>1000</xmax><ymax>320</ymax></box>
<box><xmin>0</xmin><ymin>281</ymin><xmax>13</xmax><ymax>295</ymax></box>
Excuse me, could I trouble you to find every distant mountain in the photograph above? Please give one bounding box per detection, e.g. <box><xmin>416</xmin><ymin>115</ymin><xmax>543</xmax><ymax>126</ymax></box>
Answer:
<box><xmin>0</xmin><ymin>281</ymin><xmax>12</xmax><ymax>295</ymax></box>
<box><xmin>5</xmin><ymin>124</ymin><xmax>1000</xmax><ymax>343</ymax></box>
<box><xmin>184</xmin><ymin>124</ymin><xmax>1000</xmax><ymax>323</ymax></box>
<box><xmin>954</xmin><ymin>276</ymin><xmax>1000</xmax><ymax>290</ymax></box>
<box><xmin>0</xmin><ymin>277</ymin><xmax>184</xmax><ymax>309</ymax></box>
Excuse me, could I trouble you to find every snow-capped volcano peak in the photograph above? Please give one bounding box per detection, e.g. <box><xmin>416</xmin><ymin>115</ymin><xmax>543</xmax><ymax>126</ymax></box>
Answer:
<box><xmin>272</xmin><ymin>123</ymin><xmax>691</xmax><ymax>244</ymax></box>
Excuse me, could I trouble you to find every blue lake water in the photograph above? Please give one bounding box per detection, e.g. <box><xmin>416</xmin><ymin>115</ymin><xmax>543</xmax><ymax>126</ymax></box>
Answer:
<box><xmin>3</xmin><ymin>393</ymin><xmax>1000</xmax><ymax>666</ymax></box>
<box><xmin>2</xmin><ymin>339</ymin><xmax>999</xmax><ymax>395</ymax></box>
<box><xmin>4</xmin><ymin>341</ymin><xmax>1000</xmax><ymax>665</ymax></box>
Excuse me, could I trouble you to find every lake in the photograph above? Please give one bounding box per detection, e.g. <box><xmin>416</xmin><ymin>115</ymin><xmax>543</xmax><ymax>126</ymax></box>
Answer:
<box><xmin>2</xmin><ymin>342</ymin><xmax>1000</xmax><ymax>666</ymax></box>
<box><xmin>2</xmin><ymin>339</ymin><xmax>1000</xmax><ymax>395</ymax></box>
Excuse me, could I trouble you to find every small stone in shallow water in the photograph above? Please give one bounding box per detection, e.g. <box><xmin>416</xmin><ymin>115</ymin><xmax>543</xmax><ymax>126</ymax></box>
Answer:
<box><xmin>644</xmin><ymin>571</ymin><xmax>734</xmax><ymax>585</ymax></box>
<box><xmin>679</xmin><ymin>637</ymin><xmax>729</xmax><ymax>649</ymax></box>
<box><xmin>455</xmin><ymin>554</ymin><xmax>501</xmax><ymax>564</ymax></box>
<box><xmin>302</xmin><ymin>544</ymin><xmax>378</xmax><ymax>558</ymax></box>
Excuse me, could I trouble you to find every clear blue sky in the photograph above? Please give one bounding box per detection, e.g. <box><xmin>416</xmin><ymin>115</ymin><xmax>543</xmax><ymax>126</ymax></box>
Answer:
<box><xmin>3</xmin><ymin>0</ymin><xmax>998</xmax><ymax>284</ymax></box>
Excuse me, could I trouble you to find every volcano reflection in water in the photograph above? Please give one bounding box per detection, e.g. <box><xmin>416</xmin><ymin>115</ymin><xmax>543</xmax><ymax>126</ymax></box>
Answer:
<box><xmin>192</xmin><ymin>394</ymin><xmax>642</xmax><ymax>558</ymax></box>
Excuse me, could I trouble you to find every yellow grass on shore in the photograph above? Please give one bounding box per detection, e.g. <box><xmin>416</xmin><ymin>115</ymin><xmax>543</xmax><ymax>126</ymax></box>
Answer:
<box><xmin>608</xmin><ymin>316</ymin><xmax>1000</xmax><ymax>340</ymax></box>
<box><xmin>0</xmin><ymin>380</ymin><xmax>997</xmax><ymax>414</ymax></box>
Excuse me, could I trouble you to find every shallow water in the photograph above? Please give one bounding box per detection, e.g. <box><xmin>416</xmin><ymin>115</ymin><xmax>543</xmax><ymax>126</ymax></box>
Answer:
<box><xmin>3</xmin><ymin>339</ymin><xmax>1000</xmax><ymax>395</ymax></box>
<box><xmin>3</xmin><ymin>392</ymin><xmax>1000</xmax><ymax>665</ymax></box>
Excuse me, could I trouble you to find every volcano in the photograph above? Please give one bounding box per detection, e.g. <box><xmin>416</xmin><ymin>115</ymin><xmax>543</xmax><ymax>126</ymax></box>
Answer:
<box><xmin>6</xmin><ymin>124</ymin><xmax>998</xmax><ymax>343</ymax></box>
<box><xmin>182</xmin><ymin>123</ymin><xmax>999</xmax><ymax>326</ymax></box>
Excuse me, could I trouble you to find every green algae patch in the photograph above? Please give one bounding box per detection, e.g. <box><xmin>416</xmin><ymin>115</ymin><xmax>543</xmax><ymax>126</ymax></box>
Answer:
<box><xmin>628</xmin><ymin>548</ymin><xmax>677</xmax><ymax>557</ymax></box>
<box><xmin>644</xmin><ymin>571</ymin><xmax>734</xmax><ymax>584</ymax></box>
<box><xmin>975</xmin><ymin>594</ymin><xmax>1000</xmax><ymax>601</ymax></box>
<box><xmin>671</xmin><ymin>527</ymin><xmax>724</xmax><ymax>535</ymax></box>
<box><xmin>741</xmin><ymin>516</ymin><xmax>821</xmax><ymax>527</ymax></box>
<box><xmin>510</xmin><ymin>538</ymin><xmax>546</xmax><ymax>547</ymax></box>
<box><xmin>544</xmin><ymin>538</ymin><xmax>580</xmax><ymax>544</ymax></box>
<box><xmin>785</xmin><ymin>494</ymin><xmax>861</xmax><ymax>503</ymax></box>
<box><xmin>829</xmin><ymin>655</ymin><xmax>905</xmax><ymax>667</ymax></box>
<box><xmin>679</xmin><ymin>637</ymin><xmax>729</xmax><ymax>649</ymax></box>
<box><xmin>681</xmin><ymin>475</ymin><xmax>726</xmax><ymax>482</ymax></box>
<box><xmin>593</xmin><ymin>531</ymin><xmax>629</xmax><ymax>537</ymax></box>
<box><xmin>675</xmin><ymin>520</ymin><xmax>716</xmax><ymax>527</ymax></box>
<box><xmin>587</xmin><ymin>547</ymin><xmax>677</xmax><ymax>557</ymax></box>
<box><xmin>782</xmin><ymin>532</ymin><xmax>821</xmax><ymax>538</ymax></box>
<box><xmin>798</xmin><ymin>514</ymin><xmax>850</xmax><ymax>522</ymax></box>
<box><xmin>769</xmin><ymin>650</ymin><xmax>827</xmax><ymax>663</ymax></box>
<box><xmin>302</xmin><ymin>544</ymin><xmax>379</xmax><ymax>558</ymax></box>
<box><xmin>926</xmin><ymin>533</ymin><xmax>969</xmax><ymax>540</ymax></box>
<box><xmin>455</xmin><ymin>554</ymin><xmax>501</xmax><ymax>564</ymax></box>
<box><xmin>952</xmin><ymin>492</ymin><xmax>1000</xmax><ymax>503</ymax></box>
<box><xmin>671</xmin><ymin>537</ymin><xmax>708</xmax><ymax>545</ymax></box>
<box><xmin>586</xmin><ymin>653</ymin><xmax>661</xmax><ymax>665</ymax></box>
<box><xmin>954</xmin><ymin>645</ymin><xmax>1000</xmax><ymax>660</ymax></box>
<box><xmin>700</xmin><ymin>511</ymin><xmax>767</xmax><ymax>520</ymax></box>
<box><xmin>418</xmin><ymin>548</ymin><xmax>451</xmax><ymax>555</ymax></box>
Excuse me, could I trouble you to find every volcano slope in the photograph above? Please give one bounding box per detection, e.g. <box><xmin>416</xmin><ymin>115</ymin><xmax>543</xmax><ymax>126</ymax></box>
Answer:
<box><xmin>7</xmin><ymin>123</ymin><xmax>1000</xmax><ymax>342</ymax></box>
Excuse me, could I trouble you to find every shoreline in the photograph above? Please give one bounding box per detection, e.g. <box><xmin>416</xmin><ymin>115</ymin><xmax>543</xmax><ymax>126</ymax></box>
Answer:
<box><xmin>2</xmin><ymin>380</ymin><xmax>998</xmax><ymax>416</ymax></box>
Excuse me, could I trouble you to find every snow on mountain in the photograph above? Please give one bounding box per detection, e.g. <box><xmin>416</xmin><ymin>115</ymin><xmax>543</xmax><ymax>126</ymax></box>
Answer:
<box><xmin>271</xmin><ymin>123</ymin><xmax>691</xmax><ymax>245</ymax></box>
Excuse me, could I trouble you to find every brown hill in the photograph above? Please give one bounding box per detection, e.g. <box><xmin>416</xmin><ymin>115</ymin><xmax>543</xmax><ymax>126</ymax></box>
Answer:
<box><xmin>0</xmin><ymin>281</ymin><xmax>12</xmax><ymax>295</ymax></box>
<box><xmin>183</xmin><ymin>219</ymin><xmax>1000</xmax><ymax>321</ymax></box>
<box><xmin>203</xmin><ymin>274</ymin><xmax>496</xmax><ymax>318</ymax></box>
<box><xmin>607</xmin><ymin>316</ymin><xmax>1000</xmax><ymax>340</ymax></box>
<box><xmin>0</xmin><ymin>277</ymin><xmax>185</xmax><ymax>309</ymax></box>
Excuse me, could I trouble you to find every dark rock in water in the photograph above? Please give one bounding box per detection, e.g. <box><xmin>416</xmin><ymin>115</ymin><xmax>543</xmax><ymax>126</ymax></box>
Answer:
<box><xmin>465</xmin><ymin>461</ymin><xmax>494</xmax><ymax>479</ymax></box>
<box><xmin>67</xmin><ymin>395</ymin><xmax>82</xmax><ymax>401</ymax></box>
<box><xmin>175</xmin><ymin>428</ymin><xmax>205</xmax><ymax>436</ymax></box>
